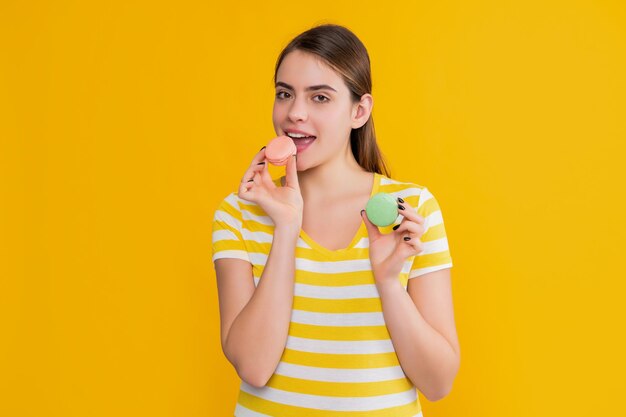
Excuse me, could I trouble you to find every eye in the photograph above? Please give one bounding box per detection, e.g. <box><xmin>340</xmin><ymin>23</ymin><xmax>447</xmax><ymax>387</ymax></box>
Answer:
<box><xmin>314</xmin><ymin>94</ymin><xmax>329</xmax><ymax>103</ymax></box>
<box><xmin>275</xmin><ymin>91</ymin><xmax>329</xmax><ymax>102</ymax></box>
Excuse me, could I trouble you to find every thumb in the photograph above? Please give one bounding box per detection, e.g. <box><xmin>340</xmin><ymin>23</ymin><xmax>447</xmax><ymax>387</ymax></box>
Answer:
<box><xmin>284</xmin><ymin>153</ymin><xmax>300</xmax><ymax>191</ymax></box>
<box><xmin>360</xmin><ymin>209</ymin><xmax>382</xmax><ymax>240</ymax></box>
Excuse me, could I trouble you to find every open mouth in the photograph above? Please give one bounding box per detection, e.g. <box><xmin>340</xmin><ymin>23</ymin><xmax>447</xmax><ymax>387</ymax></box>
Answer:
<box><xmin>283</xmin><ymin>131</ymin><xmax>316</xmax><ymax>153</ymax></box>
<box><xmin>285</xmin><ymin>132</ymin><xmax>316</xmax><ymax>140</ymax></box>
<box><xmin>288</xmin><ymin>136</ymin><xmax>316</xmax><ymax>153</ymax></box>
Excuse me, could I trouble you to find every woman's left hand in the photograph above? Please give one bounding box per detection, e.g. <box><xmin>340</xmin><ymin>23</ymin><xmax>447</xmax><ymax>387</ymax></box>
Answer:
<box><xmin>361</xmin><ymin>198</ymin><xmax>426</xmax><ymax>286</ymax></box>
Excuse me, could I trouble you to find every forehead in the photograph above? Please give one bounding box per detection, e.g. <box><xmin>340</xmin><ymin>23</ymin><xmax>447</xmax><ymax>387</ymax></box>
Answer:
<box><xmin>276</xmin><ymin>50</ymin><xmax>345</xmax><ymax>91</ymax></box>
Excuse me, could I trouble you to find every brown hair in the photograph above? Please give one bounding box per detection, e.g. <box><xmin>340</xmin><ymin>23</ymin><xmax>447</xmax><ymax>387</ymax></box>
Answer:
<box><xmin>273</xmin><ymin>23</ymin><xmax>392</xmax><ymax>177</ymax></box>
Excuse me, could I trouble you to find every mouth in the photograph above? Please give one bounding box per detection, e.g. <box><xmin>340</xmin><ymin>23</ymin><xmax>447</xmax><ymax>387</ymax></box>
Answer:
<box><xmin>283</xmin><ymin>130</ymin><xmax>317</xmax><ymax>154</ymax></box>
<box><xmin>284</xmin><ymin>131</ymin><xmax>317</xmax><ymax>139</ymax></box>
<box><xmin>284</xmin><ymin>134</ymin><xmax>316</xmax><ymax>153</ymax></box>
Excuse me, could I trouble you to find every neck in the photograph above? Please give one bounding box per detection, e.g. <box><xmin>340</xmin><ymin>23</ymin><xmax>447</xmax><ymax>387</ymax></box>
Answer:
<box><xmin>296</xmin><ymin>143</ymin><xmax>372</xmax><ymax>204</ymax></box>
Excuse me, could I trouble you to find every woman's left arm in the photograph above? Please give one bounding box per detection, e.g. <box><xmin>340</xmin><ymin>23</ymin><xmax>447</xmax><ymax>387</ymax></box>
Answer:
<box><xmin>361</xmin><ymin>200</ymin><xmax>460</xmax><ymax>401</ymax></box>
<box><xmin>376</xmin><ymin>268</ymin><xmax>460</xmax><ymax>402</ymax></box>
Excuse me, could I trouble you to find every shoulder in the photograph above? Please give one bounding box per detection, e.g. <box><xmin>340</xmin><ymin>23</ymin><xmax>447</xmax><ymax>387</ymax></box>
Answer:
<box><xmin>214</xmin><ymin>191</ymin><xmax>244</xmax><ymax>217</ymax></box>
<box><xmin>377</xmin><ymin>174</ymin><xmax>429</xmax><ymax>209</ymax></box>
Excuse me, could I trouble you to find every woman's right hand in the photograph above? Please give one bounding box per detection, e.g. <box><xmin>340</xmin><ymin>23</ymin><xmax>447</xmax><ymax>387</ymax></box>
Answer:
<box><xmin>238</xmin><ymin>147</ymin><xmax>303</xmax><ymax>231</ymax></box>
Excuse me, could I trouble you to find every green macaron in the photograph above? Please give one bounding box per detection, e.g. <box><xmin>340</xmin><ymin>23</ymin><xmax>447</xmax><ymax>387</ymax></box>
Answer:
<box><xmin>365</xmin><ymin>192</ymin><xmax>399</xmax><ymax>227</ymax></box>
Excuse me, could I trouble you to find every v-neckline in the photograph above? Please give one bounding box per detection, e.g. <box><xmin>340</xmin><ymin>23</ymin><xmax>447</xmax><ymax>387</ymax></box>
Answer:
<box><xmin>287</xmin><ymin>172</ymin><xmax>381</xmax><ymax>255</ymax></box>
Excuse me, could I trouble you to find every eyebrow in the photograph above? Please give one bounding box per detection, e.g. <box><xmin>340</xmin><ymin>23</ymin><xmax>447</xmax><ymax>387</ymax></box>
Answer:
<box><xmin>275</xmin><ymin>81</ymin><xmax>337</xmax><ymax>93</ymax></box>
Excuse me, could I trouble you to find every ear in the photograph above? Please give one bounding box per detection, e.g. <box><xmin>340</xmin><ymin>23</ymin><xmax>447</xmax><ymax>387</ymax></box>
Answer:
<box><xmin>351</xmin><ymin>93</ymin><xmax>373</xmax><ymax>130</ymax></box>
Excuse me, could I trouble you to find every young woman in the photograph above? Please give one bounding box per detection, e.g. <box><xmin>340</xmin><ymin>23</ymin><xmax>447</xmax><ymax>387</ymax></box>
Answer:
<box><xmin>212</xmin><ymin>24</ymin><xmax>460</xmax><ymax>417</ymax></box>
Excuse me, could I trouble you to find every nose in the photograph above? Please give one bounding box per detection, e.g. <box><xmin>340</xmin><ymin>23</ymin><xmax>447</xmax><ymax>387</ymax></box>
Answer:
<box><xmin>287</xmin><ymin>96</ymin><xmax>308</xmax><ymax>123</ymax></box>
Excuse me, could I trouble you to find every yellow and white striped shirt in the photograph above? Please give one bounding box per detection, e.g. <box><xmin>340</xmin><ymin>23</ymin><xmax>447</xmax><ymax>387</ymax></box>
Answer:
<box><xmin>212</xmin><ymin>172</ymin><xmax>453</xmax><ymax>417</ymax></box>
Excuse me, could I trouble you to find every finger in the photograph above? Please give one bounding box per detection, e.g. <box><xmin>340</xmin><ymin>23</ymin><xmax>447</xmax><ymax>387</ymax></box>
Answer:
<box><xmin>252</xmin><ymin>170</ymin><xmax>262</xmax><ymax>186</ymax></box>
<box><xmin>284</xmin><ymin>154</ymin><xmax>300</xmax><ymax>190</ymax></box>
<box><xmin>238</xmin><ymin>179</ymin><xmax>256</xmax><ymax>202</ymax></box>
<box><xmin>260</xmin><ymin>158</ymin><xmax>276</xmax><ymax>189</ymax></box>
<box><xmin>394</xmin><ymin>234</ymin><xmax>423</xmax><ymax>260</ymax></box>
<box><xmin>360</xmin><ymin>209</ymin><xmax>382</xmax><ymax>240</ymax></box>
<box><xmin>392</xmin><ymin>216</ymin><xmax>424</xmax><ymax>252</ymax></box>
<box><xmin>405</xmin><ymin>237</ymin><xmax>424</xmax><ymax>255</ymax></box>
<box><xmin>255</xmin><ymin>147</ymin><xmax>267</xmax><ymax>162</ymax></box>
<box><xmin>241</xmin><ymin>162</ymin><xmax>266</xmax><ymax>183</ymax></box>
<box><xmin>396</xmin><ymin>198</ymin><xmax>425</xmax><ymax>225</ymax></box>
<box><xmin>241</xmin><ymin>148</ymin><xmax>267</xmax><ymax>183</ymax></box>
<box><xmin>240</xmin><ymin>168</ymin><xmax>262</xmax><ymax>193</ymax></box>
<box><xmin>241</xmin><ymin>161</ymin><xmax>266</xmax><ymax>183</ymax></box>
<box><xmin>393</xmin><ymin>220</ymin><xmax>424</xmax><ymax>239</ymax></box>
<box><xmin>389</xmin><ymin>241</ymin><xmax>419</xmax><ymax>266</ymax></box>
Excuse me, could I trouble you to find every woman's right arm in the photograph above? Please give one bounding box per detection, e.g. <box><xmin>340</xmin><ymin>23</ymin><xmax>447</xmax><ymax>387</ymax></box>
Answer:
<box><xmin>216</xmin><ymin>224</ymin><xmax>299</xmax><ymax>388</ymax></box>
<box><xmin>215</xmin><ymin>148</ymin><xmax>302</xmax><ymax>388</ymax></box>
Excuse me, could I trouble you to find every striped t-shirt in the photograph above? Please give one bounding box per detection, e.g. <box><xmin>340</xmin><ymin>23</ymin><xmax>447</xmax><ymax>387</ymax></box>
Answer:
<box><xmin>211</xmin><ymin>171</ymin><xmax>453</xmax><ymax>417</ymax></box>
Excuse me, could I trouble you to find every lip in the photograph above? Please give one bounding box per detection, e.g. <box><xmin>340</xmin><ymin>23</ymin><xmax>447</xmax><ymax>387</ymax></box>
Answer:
<box><xmin>293</xmin><ymin>137</ymin><xmax>315</xmax><ymax>154</ymax></box>
<box><xmin>283</xmin><ymin>128</ymin><xmax>316</xmax><ymax>137</ymax></box>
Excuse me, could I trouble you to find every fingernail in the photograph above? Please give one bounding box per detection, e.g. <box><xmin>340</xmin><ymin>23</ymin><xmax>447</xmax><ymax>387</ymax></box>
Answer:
<box><xmin>247</xmin><ymin>179</ymin><xmax>254</xmax><ymax>182</ymax></box>
<box><xmin>360</xmin><ymin>209</ymin><xmax>365</xmax><ymax>216</ymax></box>
<box><xmin>403</xmin><ymin>236</ymin><xmax>411</xmax><ymax>241</ymax></box>
<box><xmin>392</xmin><ymin>224</ymin><xmax>400</xmax><ymax>230</ymax></box>
<box><xmin>398</xmin><ymin>204</ymin><xmax>405</xmax><ymax>210</ymax></box>
<box><xmin>257</xmin><ymin>161</ymin><xmax>265</xmax><ymax>165</ymax></box>
<box><xmin>260</xmin><ymin>146</ymin><xmax>266</xmax><ymax>151</ymax></box>
<box><xmin>397</xmin><ymin>197</ymin><xmax>404</xmax><ymax>203</ymax></box>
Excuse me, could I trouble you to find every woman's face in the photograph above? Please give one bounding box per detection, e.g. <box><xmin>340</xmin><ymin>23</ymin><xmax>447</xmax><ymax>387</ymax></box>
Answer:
<box><xmin>272</xmin><ymin>50</ymin><xmax>368</xmax><ymax>171</ymax></box>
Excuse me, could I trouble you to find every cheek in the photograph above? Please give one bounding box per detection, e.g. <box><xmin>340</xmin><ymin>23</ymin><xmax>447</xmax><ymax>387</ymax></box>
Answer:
<box><xmin>272</xmin><ymin>105</ymin><xmax>284</xmax><ymax>126</ymax></box>
<box><xmin>319</xmin><ymin>108</ymin><xmax>352</xmax><ymax>134</ymax></box>
<box><xmin>272</xmin><ymin>103</ymin><xmax>288</xmax><ymax>121</ymax></box>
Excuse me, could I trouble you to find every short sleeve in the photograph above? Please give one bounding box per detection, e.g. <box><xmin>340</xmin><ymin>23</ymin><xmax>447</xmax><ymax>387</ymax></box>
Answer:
<box><xmin>408</xmin><ymin>187</ymin><xmax>453</xmax><ymax>278</ymax></box>
<box><xmin>211</xmin><ymin>193</ymin><xmax>251</xmax><ymax>264</ymax></box>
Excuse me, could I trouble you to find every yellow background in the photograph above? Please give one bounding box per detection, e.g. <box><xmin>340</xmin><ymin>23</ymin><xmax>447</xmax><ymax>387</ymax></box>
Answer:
<box><xmin>1</xmin><ymin>1</ymin><xmax>625</xmax><ymax>415</ymax></box>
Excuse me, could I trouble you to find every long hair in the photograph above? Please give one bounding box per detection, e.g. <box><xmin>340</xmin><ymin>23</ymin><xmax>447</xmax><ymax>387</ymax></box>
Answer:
<box><xmin>273</xmin><ymin>24</ymin><xmax>392</xmax><ymax>177</ymax></box>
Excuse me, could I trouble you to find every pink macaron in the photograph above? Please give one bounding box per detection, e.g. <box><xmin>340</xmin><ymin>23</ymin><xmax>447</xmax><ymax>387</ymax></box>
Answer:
<box><xmin>265</xmin><ymin>135</ymin><xmax>297</xmax><ymax>166</ymax></box>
